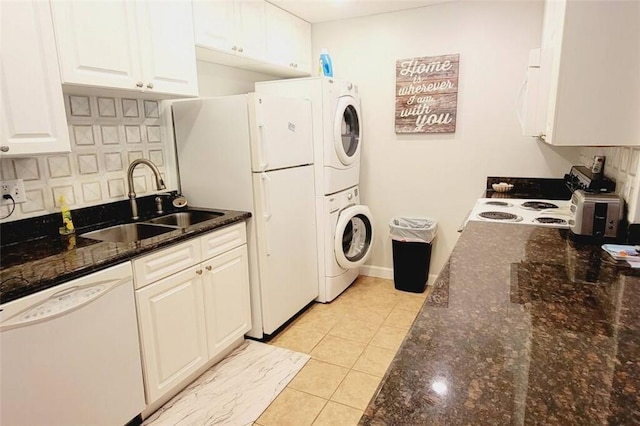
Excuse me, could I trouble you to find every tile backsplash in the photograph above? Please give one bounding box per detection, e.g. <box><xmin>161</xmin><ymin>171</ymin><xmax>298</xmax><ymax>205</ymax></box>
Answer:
<box><xmin>0</xmin><ymin>94</ymin><xmax>175</xmax><ymax>223</ymax></box>
<box><xmin>578</xmin><ymin>146</ymin><xmax>640</xmax><ymax>222</ymax></box>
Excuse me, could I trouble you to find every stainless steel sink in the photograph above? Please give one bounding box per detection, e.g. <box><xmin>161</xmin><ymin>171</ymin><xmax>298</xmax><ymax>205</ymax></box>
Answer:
<box><xmin>146</xmin><ymin>210</ymin><xmax>223</xmax><ymax>228</ymax></box>
<box><xmin>80</xmin><ymin>223</ymin><xmax>176</xmax><ymax>243</ymax></box>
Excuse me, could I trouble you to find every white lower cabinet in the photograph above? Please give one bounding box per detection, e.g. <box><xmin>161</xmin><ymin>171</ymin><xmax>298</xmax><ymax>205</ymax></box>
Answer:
<box><xmin>202</xmin><ymin>245</ymin><xmax>251</xmax><ymax>356</ymax></box>
<box><xmin>134</xmin><ymin>223</ymin><xmax>251</xmax><ymax>405</ymax></box>
<box><xmin>135</xmin><ymin>265</ymin><xmax>208</xmax><ymax>404</ymax></box>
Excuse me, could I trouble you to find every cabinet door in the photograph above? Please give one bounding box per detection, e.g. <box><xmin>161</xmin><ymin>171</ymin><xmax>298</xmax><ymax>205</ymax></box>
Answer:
<box><xmin>135</xmin><ymin>265</ymin><xmax>208</xmax><ymax>404</ymax></box>
<box><xmin>202</xmin><ymin>245</ymin><xmax>251</xmax><ymax>358</ymax></box>
<box><xmin>291</xmin><ymin>16</ymin><xmax>312</xmax><ymax>74</ymax></box>
<box><xmin>193</xmin><ymin>0</ymin><xmax>237</xmax><ymax>52</ymax></box>
<box><xmin>137</xmin><ymin>0</ymin><xmax>198</xmax><ymax>96</ymax></box>
<box><xmin>264</xmin><ymin>3</ymin><xmax>310</xmax><ymax>73</ymax></box>
<box><xmin>50</xmin><ymin>0</ymin><xmax>142</xmax><ymax>91</ymax></box>
<box><xmin>264</xmin><ymin>3</ymin><xmax>295</xmax><ymax>68</ymax></box>
<box><xmin>236</xmin><ymin>0</ymin><xmax>266</xmax><ymax>61</ymax></box>
<box><xmin>0</xmin><ymin>0</ymin><xmax>70</xmax><ymax>156</ymax></box>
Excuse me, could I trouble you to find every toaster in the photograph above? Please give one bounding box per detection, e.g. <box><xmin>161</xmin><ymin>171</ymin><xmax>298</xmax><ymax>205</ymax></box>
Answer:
<box><xmin>569</xmin><ymin>190</ymin><xmax>623</xmax><ymax>238</ymax></box>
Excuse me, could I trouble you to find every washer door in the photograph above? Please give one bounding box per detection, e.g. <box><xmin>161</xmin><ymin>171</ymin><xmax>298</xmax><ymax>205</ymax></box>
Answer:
<box><xmin>334</xmin><ymin>205</ymin><xmax>374</xmax><ymax>269</ymax></box>
<box><xmin>333</xmin><ymin>96</ymin><xmax>361</xmax><ymax>166</ymax></box>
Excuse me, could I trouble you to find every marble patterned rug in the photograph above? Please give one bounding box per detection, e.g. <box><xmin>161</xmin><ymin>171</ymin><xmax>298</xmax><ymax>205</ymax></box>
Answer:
<box><xmin>143</xmin><ymin>340</ymin><xmax>310</xmax><ymax>426</ymax></box>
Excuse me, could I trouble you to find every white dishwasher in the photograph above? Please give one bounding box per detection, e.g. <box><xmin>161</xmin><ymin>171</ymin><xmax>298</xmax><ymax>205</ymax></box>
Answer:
<box><xmin>0</xmin><ymin>262</ymin><xmax>145</xmax><ymax>426</ymax></box>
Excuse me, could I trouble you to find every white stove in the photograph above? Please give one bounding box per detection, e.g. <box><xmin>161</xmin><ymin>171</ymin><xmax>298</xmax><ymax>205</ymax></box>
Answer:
<box><xmin>467</xmin><ymin>198</ymin><xmax>573</xmax><ymax>228</ymax></box>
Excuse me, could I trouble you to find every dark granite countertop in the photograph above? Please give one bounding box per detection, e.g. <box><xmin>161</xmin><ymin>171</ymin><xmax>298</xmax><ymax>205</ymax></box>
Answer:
<box><xmin>0</xmin><ymin>208</ymin><xmax>251</xmax><ymax>304</ymax></box>
<box><xmin>484</xmin><ymin>177</ymin><xmax>573</xmax><ymax>200</ymax></box>
<box><xmin>361</xmin><ymin>222</ymin><xmax>640</xmax><ymax>425</ymax></box>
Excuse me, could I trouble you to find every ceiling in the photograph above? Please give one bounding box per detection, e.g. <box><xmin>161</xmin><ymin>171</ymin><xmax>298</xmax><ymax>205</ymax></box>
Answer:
<box><xmin>267</xmin><ymin>0</ymin><xmax>453</xmax><ymax>23</ymax></box>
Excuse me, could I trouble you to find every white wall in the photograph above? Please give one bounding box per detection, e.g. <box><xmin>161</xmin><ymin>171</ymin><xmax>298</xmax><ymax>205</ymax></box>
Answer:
<box><xmin>312</xmin><ymin>1</ymin><xmax>582</xmax><ymax>280</ymax></box>
<box><xmin>196</xmin><ymin>61</ymin><xmax>274</xmax><ymax>96</ymax></box>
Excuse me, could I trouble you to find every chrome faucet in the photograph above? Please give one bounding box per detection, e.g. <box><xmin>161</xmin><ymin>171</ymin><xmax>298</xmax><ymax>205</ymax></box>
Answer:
<box><xmin>127</xmin><ymin>159</ymin><xmax>166</xmax><ymax>220</ymax></box>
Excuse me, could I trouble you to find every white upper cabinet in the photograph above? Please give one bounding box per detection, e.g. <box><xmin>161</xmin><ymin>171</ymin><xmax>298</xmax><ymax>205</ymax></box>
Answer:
<box><xmin>193</xmin><ymin>0</ymin><xmax>266</xmax><ymax>65</ymax></box>
<box><xmin>194</xmin><ymin>0</ymin><xmax>311</xmax><ymax>77</ymax></box>
<box><xmin>291</xmin><ymin>12</ymin><xmax>312</xmax><ymax>73</ymax></box>
<box><xmin>49</xmin><ymin>1</ymin><xmax>140</xmax><ymax>91</ymax></box>
<box><xmin>193</xmin><ymin>1</ymin><xmax>237</xmax><ymax>53</ymax></box>
<box><xmin>264</xmin><ymin>3</ymin><xmax>311</xmax><ymax>75</ymax></box>
<box><xmin>237</xmin><ymin>1</ymin><xmax>268</xmax><ymax>61</ymax></box>
<box><xmin>50</xmin><ymin>0</ymin><xmax>198</xmax><ymax>97</ymax></box>
<box><xmin>0</xmin><ymin>0</ymin><xmax>71</xmax><ymax>156</ymax></box>
<box><xmin>538</xmin><ymin>0</ymin><xmax>640</xmax><ymax>146</ymax></box>
<box><xmin>136</xmin><ymin>1</ymin><xmax>200</xmax><ymax>96</ymax></box>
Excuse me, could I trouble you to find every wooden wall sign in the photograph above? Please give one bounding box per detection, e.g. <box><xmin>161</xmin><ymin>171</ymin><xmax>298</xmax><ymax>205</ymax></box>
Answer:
<box><xmin>395</xmin><ymin>54</ymin><xmax>460</xmax><ymax>134</ymax></box>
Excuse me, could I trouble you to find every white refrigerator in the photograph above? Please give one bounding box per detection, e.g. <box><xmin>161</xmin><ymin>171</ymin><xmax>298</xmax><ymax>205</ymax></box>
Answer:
<box><xmin>172</xmin><ymin>94</ymin><xmax>318</xmax><ymax>338</ymax></box>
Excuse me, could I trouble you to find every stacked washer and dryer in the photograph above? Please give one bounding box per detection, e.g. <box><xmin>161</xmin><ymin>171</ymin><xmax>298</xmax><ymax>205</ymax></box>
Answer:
<box><xmin>256</xmin><ymin>77</ymin><xmax>374</xmax><ymax>302</ymax></box>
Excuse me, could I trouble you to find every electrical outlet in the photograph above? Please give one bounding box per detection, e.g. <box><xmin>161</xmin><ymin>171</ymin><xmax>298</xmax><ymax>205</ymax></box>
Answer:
<box><xmin>1</xmin><ymin>179</ymin><xmax>26</xmax><ymax>204</ymax></box>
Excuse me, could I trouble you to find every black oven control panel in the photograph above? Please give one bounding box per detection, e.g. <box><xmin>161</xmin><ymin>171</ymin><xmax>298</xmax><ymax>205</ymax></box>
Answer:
<box><xmin>565</xmin><ymin>166</ymin><xmax>616</xmax><ymax>193</ymax></box>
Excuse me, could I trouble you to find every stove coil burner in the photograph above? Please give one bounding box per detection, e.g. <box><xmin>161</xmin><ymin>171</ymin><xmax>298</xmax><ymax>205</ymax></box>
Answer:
<box><xmin>484</xmin><ymin>201</ymin><xmax>512</xmax><ymax>207</ymax></box>
<box><xmin>478</xmin><ymin>211</ymin><xmax>522</xmax><ymax>222</ymax></box>
<box><xmin>534</xmin><ymin>217</ymin><xmax>568</xmax><ymax>225</ymax></box>
<box><xmin>521</xmin><ymin>201</ymin><xmax>559</xmax><ymax>211</ymax></box>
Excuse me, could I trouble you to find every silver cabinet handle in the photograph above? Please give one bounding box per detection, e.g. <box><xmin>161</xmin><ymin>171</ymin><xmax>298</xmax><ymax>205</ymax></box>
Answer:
<box><xmin>196</xmin><ymin>269</ymin><xmax>203</xmax><ymax>275</ymax></box>
<box><xmin>0</xmin><ymin>146</ymin><xmax>9</xmax><ymax>152</ymax></box>
<box><xmin>147</xmin><ymin>82</ymin><xmax>154</xmax><ymax>89</ymax></box>
<box><xmin>136</xmin><ymin>81</ymin><xmax>143</xmax><ymax>88</ymax></box>
<box><xmin>205</xmin><ymin>265</ymin><xmax>212</xmax><ymax>271</ymax></box>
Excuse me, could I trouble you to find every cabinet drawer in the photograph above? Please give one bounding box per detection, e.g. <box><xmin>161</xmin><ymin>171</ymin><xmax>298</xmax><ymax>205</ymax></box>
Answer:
<box><xmin>133</xmin><ymin>239</ymin><xmax>201</xmax><ymax>289</ymax></box>
<box><xmin>200</xmin><ymin>222</ymin><xmax>247</xmax><ymax>260</ymax></box>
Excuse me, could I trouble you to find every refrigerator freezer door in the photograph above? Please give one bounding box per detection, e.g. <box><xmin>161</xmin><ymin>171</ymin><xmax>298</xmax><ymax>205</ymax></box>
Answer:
<box><xmin>173</xmin><ymin>95</ymin><xmax>254</xmax><ymax>212</ymax></box>
<box><xmin>252</xmin><ymin>165</ymin><xmax>318</xmax><ymax>334</ymax></box>
<box><xmin>249</xmin><ymin>94</ymin><xmax>313</xmax><ymax>172</ymax></box>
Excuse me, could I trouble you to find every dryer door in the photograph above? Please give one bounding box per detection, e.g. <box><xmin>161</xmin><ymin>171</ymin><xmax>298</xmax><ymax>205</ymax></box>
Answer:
<box><xmin>333</xmin><ymin>96</ymin><xmax>361</xmax><ymax>166</ymax></box>
<box><xmin>334</xmin><ymin>205</ymin><xmax>374</xmax><ymax>269</ymax></box>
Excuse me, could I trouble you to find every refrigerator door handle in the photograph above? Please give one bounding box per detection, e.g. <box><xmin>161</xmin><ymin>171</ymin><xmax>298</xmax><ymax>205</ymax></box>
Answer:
<box><xmin>261</xmin><ymin>172</ymin><xmax>272</xmax><ymax>256</ymax></box>
<box><xmin>258</xmin><ymin>123</ymin><xmax>269</xmax><ymax>171</ymax></box>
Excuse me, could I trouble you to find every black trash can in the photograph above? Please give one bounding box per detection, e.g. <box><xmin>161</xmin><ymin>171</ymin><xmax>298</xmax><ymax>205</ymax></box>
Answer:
<box><xmin>389</xmin><ymin>217</ymin><xmax>437</xmax><ymax>293</ymax></box>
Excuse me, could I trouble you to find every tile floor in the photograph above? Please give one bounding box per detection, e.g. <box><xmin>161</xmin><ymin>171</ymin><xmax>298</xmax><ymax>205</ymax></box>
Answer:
<box><xmin>256</xmin><ymin>275</ymin><xmax>432</xmax><ymax>426</ymax></box>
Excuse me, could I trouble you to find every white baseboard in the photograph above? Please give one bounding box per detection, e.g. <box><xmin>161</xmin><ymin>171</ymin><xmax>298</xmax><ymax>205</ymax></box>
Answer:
<box><xmin>427</xmin><ymin>273</ymin><xmax>438</xmax><ymax>286</ymax></box>
<box><xmin>360</xmin><ymin>265</ymin><xmax>393</xmax><ymax>279</ymax></box>
<box><xmin>360</xmin><ymin>265</ymin><xmax>439</xmax><ymax>286</ymax></box>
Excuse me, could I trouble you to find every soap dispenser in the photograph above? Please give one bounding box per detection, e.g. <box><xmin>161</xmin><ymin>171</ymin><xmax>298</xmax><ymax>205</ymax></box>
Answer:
<box><xmin>319</xmin><ymin>48</ymin><xmax>333</xmax><ymax>77</ymax></box>
<box><xmin>58</xmin><ymin>195</ymin><xmax>75</xmax><ymax>235</ymax></box>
